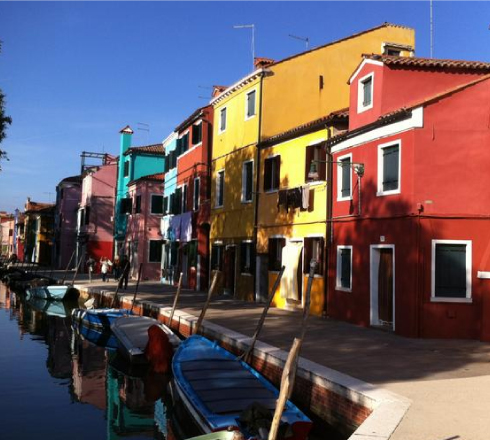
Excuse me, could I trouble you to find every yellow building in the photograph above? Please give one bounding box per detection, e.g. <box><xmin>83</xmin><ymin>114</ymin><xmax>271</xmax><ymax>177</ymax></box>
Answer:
<box><xmin>261</xmin><ymin>23</ymin><xmax>414</xmax><ymax>139</ymax></box>
<box><xmin>256</xmin><ymin>23</ymin><xmax>415</xmax><ymax>315</ymax></box>
<box><xmin>210</xmin><ymin>68</ymin><xmax>266</xmax><ymax>300</ymax></box>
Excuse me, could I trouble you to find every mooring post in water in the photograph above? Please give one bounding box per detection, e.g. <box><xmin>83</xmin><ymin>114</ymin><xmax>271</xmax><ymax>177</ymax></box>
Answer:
<box><xmin>239</xmin><ymin>265</ymin><xmax>285</xmax><ymax>363</ymax></box>
<box><xmin>268</xmin><ymin>259</ymin><xmax>317</xmax><ymax>440</ymax></box>
<box><xmin>110</xmin><ymin>261</ymin><xmax>130</xmax><ymax>308</ymax></box>
<box><xmin>167</xmin><ymin>272</ymin><xmax>183</xmax><ymax>328</ymax></box>
<box><xmin>194</xmin><ymin>270</ymin><xmax>220</xmax><ymax>335</ymax></box>
<box><xmin>61</xmin><ymin>250</ymin><xmax>75</xmax><ymax>284</ymax></box>
<box><xmin>129</xmin><ymin>263</ymin><xmax>144</xmax><ymax>314</ymax></box>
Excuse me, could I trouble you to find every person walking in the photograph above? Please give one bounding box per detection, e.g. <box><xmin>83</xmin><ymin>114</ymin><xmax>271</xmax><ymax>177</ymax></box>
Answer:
<box><xmin>86</xmin><ymin>254</ymin><xmax>96</xmax><ymax>283</ymax></box>
<box><xmin>100</xmin><ymin>257</ymin><xmax>112</xmax><ymax>282</ymax></box>
<box><xmin>113</xmin><ymin>255</ymin><xmax>121</xmax><ymax>281</ymax></box>
<box><xmin>119</xmin><ymin>255</ymin><xmax>130</xmax><ymax>289</ymax></box>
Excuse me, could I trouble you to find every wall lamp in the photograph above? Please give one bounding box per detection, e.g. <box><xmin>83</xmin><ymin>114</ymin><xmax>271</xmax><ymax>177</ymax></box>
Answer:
<box><xmin>308</xmin><ymin>160</ymin><xmax>365</xmax><ymax>180</ymax></box>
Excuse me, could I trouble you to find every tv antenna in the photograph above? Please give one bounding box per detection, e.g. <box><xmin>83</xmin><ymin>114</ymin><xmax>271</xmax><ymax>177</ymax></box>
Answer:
<box><xmin>288</xmin><ymin>34</ymin><xmax>310</xmax><ymax>50</ymax></box>
<box><xmin>233</xmin><ymin>24</ymin><xmax>255</xmax><ymax>71</ymax></box>
<box><xmin>430</xmin><ymin>0</ymin><xmax>434</xmax><ymax>58</ymax></box>
<box><xmin>137</xmin><ymin>122</ymin><xmax>150</xmax><ymax>143</ymax></box>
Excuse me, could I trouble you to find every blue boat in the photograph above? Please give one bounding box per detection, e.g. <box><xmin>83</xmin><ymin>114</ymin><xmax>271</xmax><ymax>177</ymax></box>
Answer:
<box><xmin>71</xmin><ymin>307</ymin><xmax>132</xmax><ymax>331</ymax></box>
<box><xmin>72</xmin><ymin>320</ymin><xmax>119</xmax><ymax>350</ymax></box>
<box><xmin>172</xmin><ymin>335</ymin><xmax>312</xmax><ymax>440</ymax></box>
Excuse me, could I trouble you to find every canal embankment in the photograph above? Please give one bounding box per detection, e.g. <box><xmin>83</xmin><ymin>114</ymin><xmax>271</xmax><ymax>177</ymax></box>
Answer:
<box><xmin>71</xmin><ymin>276</ymin><xmax>490</xmax><ymax>440</ymax></box>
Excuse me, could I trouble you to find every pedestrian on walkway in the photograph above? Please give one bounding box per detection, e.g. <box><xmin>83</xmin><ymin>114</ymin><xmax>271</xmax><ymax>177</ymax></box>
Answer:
<box><xmin>86</xmin><ymin>254</ymin><xmax>96</xmax><ymax>283</ymax></box>
<box><xmin>100</xmin><ymin>256</ymin><xmax>112</xmax><ymax>282</ymax></box>
<box><xmin>113</xmin><ymin>255</ymin><xmax>121</xmax><ymax>281</ymax></box>
<box><xmin>119</xmin><ymin>255</ymin><xmax>130</xmax><ymax>289</ymax></box>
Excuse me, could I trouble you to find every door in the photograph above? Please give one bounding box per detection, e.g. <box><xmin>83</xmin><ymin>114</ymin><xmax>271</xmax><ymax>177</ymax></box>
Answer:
<box><xmin>224</xmin><ymin>246</ymin><xmax>236</xmax><ymax>296</ymax></box>
<box><xmin>370</xmin><ymin>245</ymin><xmax>395</xmax><ymax>330</ymax></box>
<box><xmin>378</xmin><ymin>249</ymin><xmax>393</xmax><ymax>326</ymax></box>
<box><xmin>181</xmin><ymin>244</ymin><xmax>188</xmax><ymax>287</ymax></box>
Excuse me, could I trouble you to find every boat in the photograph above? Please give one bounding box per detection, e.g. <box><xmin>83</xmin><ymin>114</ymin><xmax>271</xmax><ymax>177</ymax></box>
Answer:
<box><xmin>184</xmin><ymin>431</ymin><xmax>240</xmax><ymax>440</ymax></box>
<box><xmin>71</xmin><ymin>307</ymin><xmax>132</xmax><ymax>331</ymax></box>
<box><xmin>28</xmin><ymin>296</ymin><xmax>77</xmax><ymax>318</ymax></box>
<box><xmin>111</xmin><ymin>315</ymin><xmax>180</xmax><ymax>364</ymax></box>
<box><xmin>72</xmin><ymin>320</ymin><xmax>119</xmax><ymax>350</ymax></box>
<box><xmin>26</xmin><ymin>285</ymin><xmax>79</xmax><ymax>301</ymax></box>
<box><xmin>171</xmin><ymin>335</ymin><xmax>312</xmax><ymax>440</ymax></box>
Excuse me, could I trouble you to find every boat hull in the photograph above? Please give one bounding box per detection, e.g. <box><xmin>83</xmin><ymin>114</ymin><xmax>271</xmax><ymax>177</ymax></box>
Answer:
<box><xmin>27</xmin><ymin>285</ymin><xmax>78</xmax><ymax>301</ymax></box>
<box><xmin>72</xmin><ymin>308</ymin><xmax>132</xmax><ymax>331</ymax></box>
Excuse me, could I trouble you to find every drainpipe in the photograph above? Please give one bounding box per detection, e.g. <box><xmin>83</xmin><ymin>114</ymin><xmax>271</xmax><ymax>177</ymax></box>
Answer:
<box><xmin>324</xmin><ymin>129</ymin><xmax>334</xmax><ymax>317</ymax></box>
<box><xmin>253</xmin><ymin>73</ymin><xmax>265</xmax><ymax>302</ymax></box>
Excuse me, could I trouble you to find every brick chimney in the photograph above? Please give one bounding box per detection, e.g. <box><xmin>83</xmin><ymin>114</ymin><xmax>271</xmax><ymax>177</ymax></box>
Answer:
<box><xmin>212</xmin><ymin>85</ymin><xmax>228</xmax><ymax>98</ymax></box>
<box><xmin>254</xmin><ymin>57</ymin><xmax>275</xmax><ymax>69</ymax></box>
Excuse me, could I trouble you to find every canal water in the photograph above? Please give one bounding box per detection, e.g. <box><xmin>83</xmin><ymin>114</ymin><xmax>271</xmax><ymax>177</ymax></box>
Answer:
<box><xmin>0</xmin><ymin>283</ymin><xmax>345</xmax><ymax>440</ymax></box>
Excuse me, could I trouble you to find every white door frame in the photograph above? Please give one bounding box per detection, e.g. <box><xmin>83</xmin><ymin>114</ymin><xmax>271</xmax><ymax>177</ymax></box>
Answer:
<box><xmin>370</xmin><ymin>244</ymin><xmax>395</xmax><ymax>330</ymax></box>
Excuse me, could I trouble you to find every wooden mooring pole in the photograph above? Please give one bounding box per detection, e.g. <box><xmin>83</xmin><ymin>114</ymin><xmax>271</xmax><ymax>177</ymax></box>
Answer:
<box><xmin>130</xmin><ymin>263</ymin><xmax>144</xmax><ymax>314</ymax></box>
<box><xmin>110</xmin><ymin>261</ymin><xmax>130</xmax><ymax>308</ymax></box>
<box><xmin>194</xmin><ymin>270</ymin><xmax>220</xmax><ymax>335</ymax></box>
<box><xmin>61</xmin><ymin>250</ymin><xmax>76</xmax><ymax>284</ymax></box>
<box><xmin>167</xmin><ymin>272</ymin><xmax>183</xmax><ymax>328</ymax></box>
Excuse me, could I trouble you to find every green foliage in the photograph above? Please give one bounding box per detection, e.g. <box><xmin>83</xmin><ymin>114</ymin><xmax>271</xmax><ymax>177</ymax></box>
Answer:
<box><xmin>0</xmin><ymin>41</ymin><xmax>12</xmax><ymax>170</ymax></box>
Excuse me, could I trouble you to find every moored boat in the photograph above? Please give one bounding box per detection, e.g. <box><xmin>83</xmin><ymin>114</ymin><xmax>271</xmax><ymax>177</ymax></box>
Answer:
<box><xmin>172</xmin><ymin>335</ymin><xmax>312</xmax><ymax>440</ymax></box>
<box><xmin>26</xmin><ymin>285</ymin><xmax>79</xmax><ymax>301</ymax></box>
<box><xmin>111</xmin><ymin>315</ymin><xmax>180</xmax><ymax>364</ymax></box>
<box><xmin>71</xmin><ymin>307</ymin><xmax>132</xmax><ymax>331</ymax></box>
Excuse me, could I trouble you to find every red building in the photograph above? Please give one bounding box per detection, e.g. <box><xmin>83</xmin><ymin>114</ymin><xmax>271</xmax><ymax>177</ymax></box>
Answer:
<box><xmin>171</xmin><ymin>105</ymin><xmax>213</xmax><ymax>290</ymax></box>
<box><xmin>326</xmin><ymin>55</ymin><xmax>490</xmax><ymax>340</ymax></box>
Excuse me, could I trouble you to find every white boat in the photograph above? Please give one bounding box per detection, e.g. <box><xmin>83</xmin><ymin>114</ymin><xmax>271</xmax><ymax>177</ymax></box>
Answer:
<box><xmin>111</xmin><ymin>315</ymin><xmax>180</xmax><ymax>364</ymax></box>
<box><xmin>26</xmin><ymin>285</ymin><xmax>78</xmax><ymax>301</ymax></box>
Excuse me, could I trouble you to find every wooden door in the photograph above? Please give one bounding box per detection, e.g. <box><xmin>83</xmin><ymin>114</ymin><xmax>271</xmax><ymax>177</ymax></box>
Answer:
<box><xmin>378</xmin><ymin>248</ymin><xmax>393</xmax><ymax>327</ymax></box>
<box><xmin>224</xmin><ymin>247</ymin><xmax>236</xmax><ymax>295</ymax></box>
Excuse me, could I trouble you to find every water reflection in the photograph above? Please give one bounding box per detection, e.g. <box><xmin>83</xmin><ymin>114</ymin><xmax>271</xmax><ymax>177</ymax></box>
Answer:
<box><xmin>0</xmin><ymin>283</ymin><xmax>171</xmax><ymax>440</ymax></box>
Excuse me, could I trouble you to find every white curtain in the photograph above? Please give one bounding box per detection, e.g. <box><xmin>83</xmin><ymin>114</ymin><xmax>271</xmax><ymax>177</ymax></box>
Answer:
<box><xmin>280</xmin><ymin>242</ymin><xmax>303</xmax><ymax>300</ymax></box>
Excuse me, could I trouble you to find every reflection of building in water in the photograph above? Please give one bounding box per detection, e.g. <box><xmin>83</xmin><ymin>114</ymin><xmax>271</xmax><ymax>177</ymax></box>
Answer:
<box><xmin>44</xmin><ymin>316</ymin><xmax>73</xmax><ymax>379</ymax></box>
<box><xmin>107</xmin><ymin>366</ymin><xmax>155</xmax><ymax>439</ymax></box>
<box><xmin>71</xmin><ymin>338</ymin><xmax>107</xmax><ymax>410</ymax></box>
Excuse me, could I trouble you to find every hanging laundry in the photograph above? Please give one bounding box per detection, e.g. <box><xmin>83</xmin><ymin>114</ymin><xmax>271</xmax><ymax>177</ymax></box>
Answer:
<box><xmin>301</xmin><ymin>185</ymin><xmax>310</xmax><ymax>210</ymax></box>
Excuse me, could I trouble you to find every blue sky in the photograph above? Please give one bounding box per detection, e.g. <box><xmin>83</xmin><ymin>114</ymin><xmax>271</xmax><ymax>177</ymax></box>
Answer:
<box><xmin>1</xmin><ymin>1</ymin><xmax>490</xmax><ymax>212</ymax></box>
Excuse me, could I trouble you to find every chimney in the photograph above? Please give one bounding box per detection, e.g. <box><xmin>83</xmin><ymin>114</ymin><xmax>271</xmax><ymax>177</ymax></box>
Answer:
<box><xmin>254</xmin><ymin>57</ymin><xmax>275</xmax><ymax>69</ymax></box>
<box><xmin>212</xmin><ymin>85</ymin><xmax>228</xmax><ymax>98</ymax></box>
<box><xmin>119</xmin><ymin>125</ymin><xmax>133</xmax><ymax>156</ymax></box>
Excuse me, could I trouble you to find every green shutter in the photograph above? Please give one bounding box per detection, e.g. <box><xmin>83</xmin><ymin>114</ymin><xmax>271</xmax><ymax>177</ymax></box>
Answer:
<box><xmin>383</xmin><ymin>145</ymin><xmax>399</xmax><ymax>191</ymax></box>
<box><xmin>340</xmin><ymin>248</ymin><xmax>351</xmax><ymax>289</ymax></box>
<box><xmin>435</xmin><ymin>244</ymin><xmax>467</xmax><ymax>298</ymax></box>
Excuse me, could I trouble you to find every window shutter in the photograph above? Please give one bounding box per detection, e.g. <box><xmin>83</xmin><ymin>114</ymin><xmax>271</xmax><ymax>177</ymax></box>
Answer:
<box><xmin>164</xmin><ymin>155</ymin><xmax>170</xmax><ymax>173</ymax></box>
<box><xmin>383</xmin><ymin>145</ymin><xmax>399</xmax><ymax>191</ymax></box>
<box><xmin>435</xmin><ymin>244</ymin><xmax>467</xmax><ymax>298</ymax></box>
<box><xmin>318</xmin><ymin>147</ymin><xmax>327</xmax><ymax>181</ymax></box>
<box><xmin>341</xmin><ymin>159</ymin><xmax>351</xmax><ymax>197</ymax></box>
<box><xmin>274</xmin><ymin>156</ymin><xmax>280</xmax><ymax>189</ymax></box>
<box><xmin>340</xmin><ymin>248</ymin><xmax>351</xmax><ymax>289</ymax></box>
<box><xmin>363</xmin><ymin>77</ymin><xmax>372</xmax><ymax>106</ymax></box>
<box><xmin>247</xmin><ymin>91</ymin><xmax>256</xmax><ymax>117</ymax></box>
<box><xmin>304</xmin><ymin>238</ymin><xmax>312</xmax><ymax>273</ymax></box>
<box><xmin>305</xmin><ymin>145</ymin><xmax>314</xmax><ymax>182</ymax></box>
<box><xmin>264</xmin><ymin>159</ymin><xmax>272</xmax><ymax>191</ymax></box>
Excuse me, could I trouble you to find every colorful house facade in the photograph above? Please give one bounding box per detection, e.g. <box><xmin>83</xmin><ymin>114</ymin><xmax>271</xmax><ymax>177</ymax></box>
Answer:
<box><xmin>23</xmin><ymin>198</ymin><xmax>55</xmax><ymax>265</ymax></box>
<box><xmin>126</xmin><ymin>173</ymin><xmax>165</xmax><ymax>281</ymax></box>
<box><xmin>54</xmin><ymin>175</ymin><xmax>81</xmax><ymax>269</ymax></box>
<box><xmin>0</xmin><ymin>212</ymin><xmax>14</xmax><ymax>256</ymax></box>
<box><xmin>210</xmin><ymin>66</ymin><xmax>267</xmax><ymax>299</ymax></box>
<box><xmin>77</xmin><ymin>158</ymin><xmax>117</xmax><ymax>270</ymax></box>
<box><xmin>326</xmin><ymin>54</ymin><xmax>490</xmax><ymax>340</ymax></box>
<box><xmin>161</xmin><ymin>106</ymin><xmax>213</xmax><ymax>290</ymax></box>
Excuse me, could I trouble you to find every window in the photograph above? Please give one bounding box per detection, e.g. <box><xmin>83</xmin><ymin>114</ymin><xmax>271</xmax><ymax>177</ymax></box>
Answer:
<box><xmin>164</xmin><ymin>155</ymin><xmax>170</xmax><ymax>173</ymax></box>
<box><xmin>134</xmin><ymin>195</ymin><xmax>141</xmax><ymax>214</ymax></box>
<box><xmin>358</xmin><ymin>72</ymin><xmax>374</xmax><ymax>113</ymax></box>
<box><xmin>264</xmin><ymin>156</ymin><xmax>280</xmax><ymax>192</ymax></box>
<box><xmin>193</xmin><ymin>177</ymin><xmax>200</xmax><ymax>210</ymax></box>
<box><xmin>240</xmin><ymin>241</ymin><xmax>255</xmax><ymax>274</ymax></box>
<box><xmin>173</xmin><ymin>188</ymin><xmax>182</xmax><ymax>215</ymax></box>
<box><xmin>211</xmin><ymin>244</ymin><xmax>224</xmax><ymax>271</ymax></box>
<box><xmin>121</xmin><ymin>198</ymin><xmax>132</xmax><ymax>214</ymax></box>
<box><xmin>219</xmin><ymin>107</ymin><xmax>227</xmax><ymax>133</ymax></box>
<box><xmin>163</xmin><ymin>196</ymin><xmax>169</xmax><ymax>215</ymax></box>
<box><xmin>246</xmin><ymin>90</ymin><xmax>256</xmax><ymax>119</ymax></box>
<box><xmin>337</xmin><ymin>154</ymin><xmax>352</xmax><ymax>200</ymax></box>
<box><xmin>305</xmin><ymin>144</ymin><xmax>326</xmax><ymax>182</ymax></box>
<box><xmin>386</xmin><ymin>48</ymin><xmax>401</xmax><ymax>56</ymax></box>
<box><xmin>336</xmin><ymin>246</ymin><xmax>352</xmax><ymax>291</ymax></box>
<box><xmin>123</xmin><ymin>160</ymin><xmax>129</xmax><ymax>177</ymax></box>
<box><xmin>304</xmin><ymin>237</ymin><xmax>324</xmax><ymax>275</ymax></box>
<box><xmin>242</xmin><ymin>161</ymin><xmax>253</xmax><ymax>203</ymax></box>
<box><xmin>181</xmin><ymin>184</ymin><xmax>188</xmax><ymax>213</ymax></box>
<box><xmin>192</xmin><ymin>122</ymin><xmax>202</xmax><ymax>145</ymax></box>
<box><xmin>268</xmin><ymin>237</ymin><xmax>286</xmax><ymax>271</ymax></box>
<box><xmin>179</xmin><ymin>132</ymin><xmax>189</xmax><ymax>154</ymax></box>
<box><xmin>84</xmin><ymin>206</ymin><xmax>90</xmax><ymax>225</ymax></box>
<box><xmin>378</xmin><ymin>141</ymin><xmax>401</xmax><ymax>196</ymax></box>
<box><xmin>432</xmin><ymin>240</ymin><xmax>472</xmax><ymax>300</ymax></box>
<box><xmin>149</xmin><ymin>240</ymin><xmax>163</xmax><ymax>263</ymax></box>
<box><xmin>151</xmin><ymin>195</ymin><xmax>164</xmax><ymax>214</ymax></box>
<box><xmin>216</xmin><ymin>170</ymin><xmax>225</xmax><ymax>207</ymax></box>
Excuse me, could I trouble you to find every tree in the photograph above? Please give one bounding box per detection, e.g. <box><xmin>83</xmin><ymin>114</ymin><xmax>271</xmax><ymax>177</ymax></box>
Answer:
<box><xmin>0</xmin><ymin>41</ymin><xmax>12</xmax><ymax>170</ymax></box>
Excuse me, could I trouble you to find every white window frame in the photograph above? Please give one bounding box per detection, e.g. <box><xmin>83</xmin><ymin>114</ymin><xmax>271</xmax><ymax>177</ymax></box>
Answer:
<box><xmin>357</xmin><ymin>72</ymin><xmax>374</xmax><ymax>113</ymax></box>
<box><xmin>193</xmin><ymin>177</ymin><xmax>200</xmax><ymax>211</ymax></box>
<box><xmin>215</xmin><ymin>169</ymin><xmax>225</xmax><ymax>208</ymax></box>
<box><xmin>219</xmin><ymin>107</ymin><xmax>227</xmax><ymax>134</ymax></box>
<box><xmin>245</xmin><ymin>88</ymin><xmax>257</xmax><ymax>121</ymax></box>
<box><xmin>336</xmin><ymin>245</ymin><xmax>353</xmax><ymax>292</ymax></box>
<box><xmin>264</xmin><ymin>154</ymin><xmax>280</xmax><ymax>193</ymax></box>
<box><xmin>150</xmin><ymin>193</ymin><xmax>164</xmax><ymax>215</ymax></box>
<box><xmin>241</xmin><ymin>239</ymin><xmax>254</xmax><ymax>276</ymax></box>
<box><xmin>377</xmin><ymin>139</ymin><xmax>401</xmax><ymax>197</ymax></box>
<box><xmin>241</xmin><ymin>159</ymin><xmax>254</xmax><ymax>203</ymax></box>
<box><xmin>431</xmin><ymin>239</ymin><xmax>472</xmax><ymax>303</ymax></box>
<box><xmin>337</xmin><ymin>153</ymin><xmax>353</xmax><ymax>201</ymax></box>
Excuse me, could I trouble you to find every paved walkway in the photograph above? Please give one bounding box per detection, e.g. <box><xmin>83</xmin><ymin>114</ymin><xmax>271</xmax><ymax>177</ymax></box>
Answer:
<box><xmin>71</xmin><ymin>274</ymin><xmax>490</xmax><ymax>440</ymax></box>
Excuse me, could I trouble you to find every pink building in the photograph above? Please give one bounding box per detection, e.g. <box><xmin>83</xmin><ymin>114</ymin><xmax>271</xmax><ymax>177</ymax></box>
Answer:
<box><xmin>126</xmin><ymin>173</ymin><xmax>164</xmax><ymax>281</ymax></box>
<box><xmin>55</xmin><ymin>175</ymin><xmax>81</xmax><ymax>269</ymax></box>
<box><xmin>77</xmin><ymin>158</ymin><xmax>117</xmax><ymax>270</ymax></box>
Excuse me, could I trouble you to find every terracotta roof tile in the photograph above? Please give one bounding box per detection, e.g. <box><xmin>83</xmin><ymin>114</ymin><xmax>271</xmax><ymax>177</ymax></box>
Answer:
<box><xmin>124</xmin><ymin>144</ymin><xmax>165</xmax><ymax>156</ymax></box>
<box><xmin>128</xmin><ymin>172</ymin><xmax>165</xmax><ymax>186</ymax></box>
<box><xmin>365</xmin><ymin>54</ymin><xmax>490</xmax><ymax>71</ymax></box>
<box><xmin>25</xmin><ymin>201</ymin><xmax>55</xmax><ymax>213</ymax></box>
